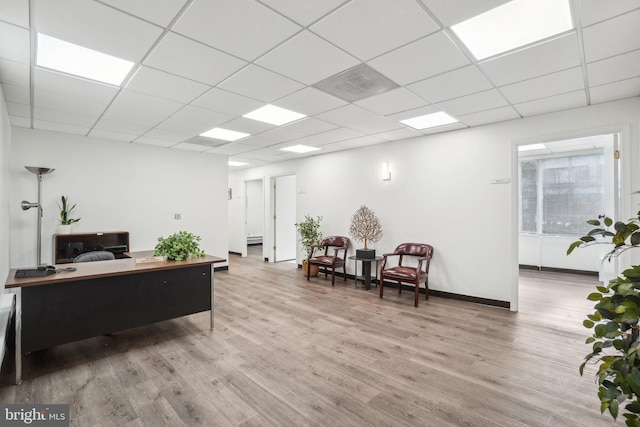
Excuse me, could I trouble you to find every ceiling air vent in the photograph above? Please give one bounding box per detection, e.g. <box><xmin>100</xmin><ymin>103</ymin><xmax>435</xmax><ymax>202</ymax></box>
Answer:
<box><xmin>312</xmin><ymin>63</ymin><xmax>399</xmax><ymax>102</ymax></box>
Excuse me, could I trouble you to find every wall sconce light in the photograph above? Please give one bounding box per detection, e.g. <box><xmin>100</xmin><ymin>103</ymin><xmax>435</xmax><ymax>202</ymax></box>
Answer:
<box><xmin>382</xmin><ymin>162</ymin><xmax>391</xmax><ymax>181</ymax></box>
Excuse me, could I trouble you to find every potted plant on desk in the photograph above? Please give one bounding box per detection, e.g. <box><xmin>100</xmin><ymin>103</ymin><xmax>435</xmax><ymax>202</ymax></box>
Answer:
<box><xmin>154</xmin><ymin>231</ymin><xmax>205</xmax><ymax>261</ymax></box>
<box><xmin>57</xmin><ymin>195</ymin><xmax>80</xmax><ymax>234</ymax></box>
<box><xmin>295</xmin><ymin>215</ymin><xmax>322</xmax><ymax>277</ymax></box>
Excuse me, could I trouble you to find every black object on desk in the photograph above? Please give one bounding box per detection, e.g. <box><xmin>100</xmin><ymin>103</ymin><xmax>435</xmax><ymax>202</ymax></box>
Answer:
<box><xmin>15</xmin><ymin>265</ymin><xmax>56</xmax><ymax>278</ymax></box>
<box><xmin>349</xmin><ymin>255</ymin><xmax>383</xmax><ymax>290</ymax></box>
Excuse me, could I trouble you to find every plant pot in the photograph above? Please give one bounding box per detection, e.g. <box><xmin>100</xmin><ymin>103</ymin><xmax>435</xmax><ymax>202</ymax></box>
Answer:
<box><xmin>57</xmin><ymin>224</ymin><xmax>72</xmax><ymax>235</ymax></box>
<box><xmin>301</xmin><ymin>260</ymin><xmax>319</xmax><ymax>277</ymax></box>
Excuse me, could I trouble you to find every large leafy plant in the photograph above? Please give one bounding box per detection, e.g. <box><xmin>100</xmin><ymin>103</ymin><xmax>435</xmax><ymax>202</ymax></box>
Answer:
<box><xmin>154</xmin><ymin>231</ymin><xmax>205</xmax><ymax>261</ymax></box>
<box><xmin>568</xmin><ymin>211</ymin><xmax>640</xmax><ymax>426</ymax></box>
<box><xmin>294</xmin><ymin>215</ymin><xmax>322</xmax><ymax>260</ymax></box>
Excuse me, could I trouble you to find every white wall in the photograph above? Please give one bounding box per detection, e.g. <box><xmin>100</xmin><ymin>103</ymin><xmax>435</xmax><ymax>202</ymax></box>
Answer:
<box><xmin>11</xmin><ymin>128</ymin><xmax>229</xmax><ymax>268</ymax></box>
<box><xmin>0</xmin><ymin>87</ymin><xmax>11</xmax><ymax>287</ymax></box>
<box><xmin>229</xmin><ymin>98</ymin><xmax>640</xmax><ymax>310</ymax></box>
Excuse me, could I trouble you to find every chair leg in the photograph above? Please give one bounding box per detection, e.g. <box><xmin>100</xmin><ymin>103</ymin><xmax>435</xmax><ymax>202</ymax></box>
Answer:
<box><xmin>414</xmin><ymin>284</ymin><xmax>419</xmax><ymax>307</ymax></box>
<box><xmin>398</xmin><ymin>281</ymin><xmax>401</xmax><ymax>294</ymax></box>
<box><xmin>331</xmin><ymin>268</ymin><xmax>335</xmax><ymax>286</ymax></box>
<box><xmin>379</xmin><ymin>277</ymin><xmax>384</xmax><ymax>299</ymax></box>
<box><xmin>425</xmin><ymin>277</ymin><xmax>429</xmax><ymax>300</ymax></box>
<box><xmin>307</xmin><ymin>263</ymin><xmax>310</xmax><ymax>281</ymax></box>
<box><xmin>343</xmin><ymin>264</ymin><xmax>347</xmax><ymax>281</ymax></box>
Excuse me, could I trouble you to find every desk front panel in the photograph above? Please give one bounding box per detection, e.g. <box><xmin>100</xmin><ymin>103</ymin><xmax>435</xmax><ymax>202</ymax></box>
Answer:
<box><xmin>22</xmin><ymin>264</ymin><xmax>211</xmax><ymax>353</ymax></box>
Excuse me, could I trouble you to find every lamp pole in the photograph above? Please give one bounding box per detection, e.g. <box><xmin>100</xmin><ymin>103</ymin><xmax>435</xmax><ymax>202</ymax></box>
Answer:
<box><xmin>21</xmin><ymin>167</ymin><xmax>55</xmax><ymax>266</ymax></box>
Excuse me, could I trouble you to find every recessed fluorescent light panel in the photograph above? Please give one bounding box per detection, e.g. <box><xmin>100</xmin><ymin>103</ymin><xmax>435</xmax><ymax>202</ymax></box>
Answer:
<box><xmin>400</xmin><ymin>112</ymin><xmax>458</xmax><ymax>130</ymax></box>
<box><xmin>36</xmin><ymin>33</ymin><xmax>135</xmax><ymax>85</ymax></box>
<box><xmin>228</xmin><ymin>161</ymin><xmax>249</xmax><ymax>166</ymax></box>
<box><xmin>451</xmin><ymin>0</ymin><xmax>573</xmax><ymax>60</ymax></box>
<box><xmin>280</xmin><ymin>145</ymin><xmax>320</xmax><ymax>154</ymax></box>
<box><xmin>200</xmin><ymin>128</ymin><xmax>250</xmax><ymax>141</ymax></box>
<box><xmin>243</xmin><ymin>105</ymin><xmax>306</xmax><ymax>126</ymax></box>
<box><xmin>518</xmin><ymin>143</ymin><xmax>547</xmax><ymax>151</ymax></box>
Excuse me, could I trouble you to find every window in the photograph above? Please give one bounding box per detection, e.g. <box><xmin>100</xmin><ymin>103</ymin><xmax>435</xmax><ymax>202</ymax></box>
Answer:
<box><xmin>519</xmin><ymin>153</ymin><xmax>604</xmax><ymax>236</ymax></box>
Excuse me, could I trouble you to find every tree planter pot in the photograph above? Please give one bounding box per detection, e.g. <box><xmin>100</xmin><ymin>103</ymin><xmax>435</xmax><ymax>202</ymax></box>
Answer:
<box><xmin>57</xmin><ymin>224</ymin><xmax>72</xmax><ymax>235</ymax></box>
<box><xmin>301</xmin><ymin>260</ymin><xmax>319</xmax><ymax>277</ymax></box>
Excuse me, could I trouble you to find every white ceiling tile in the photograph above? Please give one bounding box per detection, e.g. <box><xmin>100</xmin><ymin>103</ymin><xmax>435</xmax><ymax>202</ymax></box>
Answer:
<box><xmin>290</xmin><ymin>127</ymin><xmax>365</xmax><ymax>146</ymax></box>
<box><xmin>9</xmin><ymin>115</ymin><xmax>30</xmax><ymax>127</ymax></box>
<box><xmin>34</xmin><ymin>106</ymin><xmax>98</xmax><ymax>127</ymax></box>
<box><xmin>590</xmin><ymin>77</ymin><xmax>640</xmax><ymax>104</ymax></box>
<box><xmin>435</xmin><ymin>89</ymin><xmax>508</xmax><ymax>116</ymax></box>
<box><xmin>0</xmin><ymin>0</ymin><xmax>29</xmax><ymax>27</ymax></box>
<box><xmin>457</xmin><ymin>105</ymin><xmax>520</xmax><ymax>127</ymax></box>
<box><xmin>157</xmin><ymin>105</ymin><xmax>234</xmax><ymax>134</ymax></box>
<box><xmin>332</xmin><ymin>134</ymin><xmax>386</xmax><ymax>150</ymax></box>
<box><xmin>218</xmin><ymin>65</ymin><xmax>305</xmax><ymax>102</ymax></box>
<box><xmin>35</xmin><ymin>90</ymin><xmax>109</xmax><ymax>118</ymax></box>
<box><xmin>373</xmin><ymin>127</ymin><xmax>422</xmax><ymax>141</ymax></box>
<box><xmin>1</xmin><ymin>82</ymin><xmax>29</xmax><ymax>104</ymax></box>
<box><xmin>103</xmin><ymin>90</ymin><xmax>184</xmax><ymax>126</ymax></box>
<box><xmin>6</xmin><ymin>102</ymin><xmax>30</xmax><ymax>117</ymax></box>
<box><xmin>385</xmin><ymin>105</ymin><xmax>441</xmax><ymax>122</ymax></box>
<box><xmin>88</xmin><ymin>128</ymin><xmax>137</xmax><ymax>142</ymax></box>
<box><xmin>280</xmin><ymin>117</ymin><xmax>337</xmax><ymax>137</ymax></box>
<box><xmin>235</xmin><ymin>136</ymin><xmax>279</xmax><ymax>148</ymax></box>
<box><xmin>34</xmin><ymin>68</ymin><xmax>118</xmax><ymax>105</ymax></box>
<box><xmin>316</xmin><ymin>104</ymin><xmax>402</xmax><ymax>134</ymax></box>
<box><xmin>173</xmin><ymin>0</ymin><xmax>301</xmax><ymax>61</ymax></box>
<box><xmin>514</xmin><ymin>90</ymin><xmax>587</xmax><ymax>117</ymax></box>
<box><xmin>257</xmin><ymin>127</ymin><xmax>306</xmax><ymax>143</ymax></box>
<box><xmin>126</xmin><ymin>66</ymin><xmax>210</xmax><ymax>103</ymax></box>
<box><xmin>368</xmin><ymin>32</ymin><xmax>471</xmax><ymax>85</ymax></box>
<box><xmin>192</xmin><ymin>88</ymin><xmax>263</xmax><ymax>116</ymax></box>
<box><xmin>256</xmin><ymin>31</ymin><xmax>359</xmax><ymax>85</ymax></box>
<box><xmin>33</xmin><ymin>0</ymin><xmax>163</xmax><ymax>62</ymax></box>
<box><xmin>355</xmin><ymin>88</ymin><xmax>428</xmax><ymax>116</ymax></box>
<box><xmin>419</xmin><ymin>0</ymin><xmax>510</xmax><ymax>27</ymax></box>
<box><xmin>133</xmin><ymin>137</ymin><xmax>176</xmax><ymax>148</ymax></box>
<box><xmin>99</xmin><ymin>0</ymin><xmax>188</xmax><ymax>27</ymax></box>
<box><xmin>93</xmin><ymin>118</ymin><xmax>152</xmax><ymax>135</ymax></box>
<box><xmin>0</xmin><ymin>58</ymin><xmax>29</xmax><ymax>86</ymax></box>
<box><xmin>407</xmin><ymin>66</ymin><xmax>492</xmax><ymax>103</ymax></box>
<box><xmin>170</xmin><ymin>142</ymin><xmax>210</xmax><ymax>152</ymax></box>
<box><xmin>142</xmin><ymin>128</ymin><xmax>192</xmax><ymax>143</ymax></box>
<box><xmin>221</xmin><ymin>117</ymin><xmax>274</xmax><ymax>135</ymax></box>
<box><xmin>311</xmin><ymin>0</ymin><xmax>439</xmax><ymax>61</ymax></box>
<box><xmin>145</xmin><ymin>32</ymin><xmax>247</xmax><ymax>86</ymax></box>
<box><xmin>0</xmin><ymin>22</ymin><xmax>30</xmax><ymax>63</ymax></box>
<box><xmin>274</xmin><ymin>87</ymin><xmax>347</xmax><ymax>116</ymax></box>
<box><xmin>587</xmin><ymin>50</ymin><xmax>640</xmax><ymax>87</ymax></box>
<box><xmin>33</xmin><ymin>119</ymin><xmax>89</xmax><ymax>135</ymax></box>
<box><xmin>582</xmin><ymin>9</ymin><xmax>640</xmax><ymax>62</ymax></box>
<box><xmin>259</xmin><ymin>0</ymin><xmax>347</xmax><ymax>26</ymax></box>
<box><xmin>419</xmin><ymin>121</ymin><xmax>467</xmax><ymax>135</ymax></box>
<box><xmin>499</xmin><ymin>67</ymin><xmax>585</xmax><ymax>104</ymax></box>
<box><xmin>479</xmin><ymin>33</ymin><xmax>581</xmax><ymax>86</ymax></box>
<box><xmin>579</xmin><ymin>0</ymin><xmax>640</xmax><ymax>26</ymax></box>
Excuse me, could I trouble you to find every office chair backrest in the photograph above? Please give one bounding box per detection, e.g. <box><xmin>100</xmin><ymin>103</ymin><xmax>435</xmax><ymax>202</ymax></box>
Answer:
<box><xmin>73</xmin><ymin>251</ymin><xmax>116</xmax><ymax>263</ymax></box>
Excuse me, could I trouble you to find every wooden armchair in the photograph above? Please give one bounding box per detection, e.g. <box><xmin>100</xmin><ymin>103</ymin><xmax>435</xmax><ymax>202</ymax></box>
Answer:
<box><xmin>379</xmin><ymin>243</ymin><xmax>434</xmax><ymax>307</ymax></box>
<box><xmin>307</xmin><ymin>236</ymin><xmax>350</xmax><ymax>286</ymax></box>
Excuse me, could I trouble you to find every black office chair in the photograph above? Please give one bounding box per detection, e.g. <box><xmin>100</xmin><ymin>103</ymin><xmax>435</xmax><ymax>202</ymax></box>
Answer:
<box><xmin>73</xmin><ymin>251</ymin><xmax>116</xmax><ymax>263</ymax></box>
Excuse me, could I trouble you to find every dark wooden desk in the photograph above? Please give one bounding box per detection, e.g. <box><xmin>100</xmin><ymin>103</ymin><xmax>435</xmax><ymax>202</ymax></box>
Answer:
<box><xmin>4</xmin><ymin>251</ymin><xmax>226</xmax><ymax>384</ymax></box>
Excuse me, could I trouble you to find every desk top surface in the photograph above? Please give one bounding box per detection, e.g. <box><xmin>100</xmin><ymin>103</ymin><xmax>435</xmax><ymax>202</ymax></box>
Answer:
<box><xmin>5</xmin><ymin>251</ymin><xmax>226</xmax><ymax>289</ymax></box>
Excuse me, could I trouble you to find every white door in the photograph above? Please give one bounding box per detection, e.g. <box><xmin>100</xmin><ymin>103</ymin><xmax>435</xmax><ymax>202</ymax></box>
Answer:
<box><xmin>274</xmin><ymin>175</ymin><xmax>296</xmax><ymax>262</ymax></box>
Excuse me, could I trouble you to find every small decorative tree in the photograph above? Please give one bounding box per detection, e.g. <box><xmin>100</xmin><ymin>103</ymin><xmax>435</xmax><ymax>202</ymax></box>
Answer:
<box><xmin>349</xmin><ymin>205</ymin><xmax>382</xmax><ymax>250</ymax></box>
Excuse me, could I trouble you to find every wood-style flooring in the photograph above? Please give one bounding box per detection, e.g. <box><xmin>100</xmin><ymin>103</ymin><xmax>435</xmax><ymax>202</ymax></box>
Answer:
<box><xmin>0</xmin><ymin>247</ymin><xmax>621</xmax><ymax>426</ymax></box>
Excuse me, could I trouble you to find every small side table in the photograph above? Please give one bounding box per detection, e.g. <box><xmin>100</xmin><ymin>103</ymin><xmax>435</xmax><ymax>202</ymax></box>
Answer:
<box><xmin>349</xmin><ymin>255</ymin><xmax>383</xmax><ymax>290</ymax></box>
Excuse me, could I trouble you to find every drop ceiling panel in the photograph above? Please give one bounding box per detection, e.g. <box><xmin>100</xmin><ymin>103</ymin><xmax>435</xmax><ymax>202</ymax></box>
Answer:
<box><xmin>34</xmin><ymin>90</ymin><xmax>109</xmax><ymax>118</ymax></box>
<box><xmin>141</xmin><ymin>128</ymin><xmax>193</xmax><ymax>143</ymax></box>
<box><xmin>280</xmin><ymin>117</ymin><xmax>338</xmax><ymax>137</ymax></box>
<box><xmin>1</xmin><ymin>82</ymin><xmax>29</xmax><ymax>104</ymax></box>
<box><xmin>274</xmin><ymin>87</ymin><xmax>347</xmax><ymax>116</ymax></box>
<box><xmin>33</xmin><ymin>119</ymin><xmax>90</xmax><ymax>135</ymax></box>
<box><xmin>289</xmin><ymin>127</ymin><xmax>365</xmax><ymax>146</ymax></box>
<box><xmin>33</xmin><ymin>0</ymin><xmax>163</xmax><ymax>62</ymax></box>
<box><xmin>88</xmin><ymin>128</ymin><xmax>136</xmax><ymax>142</ymax></box>
<box><xmin>582</xmin><ymin>9</ymin><xmax>640</xmax><ymax>62</ymax></box>
<box><xmin>0</xmin><ymin>22</ymin><xmax>30</xmax><ymax>63</ymax></box>
<box><xmin>102</xmin><ymin>90</ymin><xmax>184</xmax><ymax>126</ymax></box>
<box><xmin>435</xmin><ymin>89</ymin><xmax>508</xmax><ymax>116</ymax></box>
<box><xmin>256</xmin><ymin>31</ymin><xmax>359</xmax><ymax>85</ymax></box>
<box><xmin>311</xmin><ymin>0</ymin><xmax>439</xmax><ymax>61</ymax></box>
<box><xmin>407</xmin><ymin>65</ymin><xmax>492</xmax><ymax>103</ymax></box>
<box><xmin>220</xmin><ymin>117</ymin><xmax>275</xmax><ymax>135</ymax></box>
<box><xmin>316</xmin><ymin>104</ymin><xmax>402</xmax><ymax>134</ymax></box>
<box><xmin>587</xmin><ymin>50</ymin><xmax>640</xmax><ymax>87</ymax></box>
<box><xmin>192</xmin><ymin>88</ymin><xmax>263</xmax><ymax>116</ymax></box>
<box><xmin>170</xmin><ymin>142</ymin><xmax>210</xmax><ymax>152</ymax></box>
<box><xmin>0</xmin><ymin>58</ymin><xmax>29</xmax><ymax>86</ymax></box>
<box><xmin>126</xmin><ymin>66</ymin><xmax>210</xmax><ymax>104</ymax></box>
<box><xmin>259</xmin><ymin>0</ymin><xmax>348</xmax><ymax>26</ymax></box>
<box><xmin>368</xmin><ymin>32</ymin><xmax>471</xmax><ymax>86</ymax></box>
<box><xmin>0</xmin><ymin>0</ymin><xmax>30</xmax><ymax>27</ymax></box>
<box><xmin>579</xmin><ymin>0</ymin><xmax>640</xmax><ymax>26</ymax></box>
<box><xmin>156</xmin><ymin>105</ymin><xmax>234</xmax><ymax>134</ymax></box>
<box><xmin>34</xmin><ymin>68</ymin><xmax>119</xmax><ymax>104</ymax></box>
<box><xmin>218</xmin><ymin>65</ymin><xmax>305</xmax><ymax>103</ymax></box>
<box><xmin>93</xmin><ymin>118</ymin><xmax>153</xmax><ymax>135</ymax></box>
<box><xmin>418</xmin><ymin>0</ymin><xmax>510</xmax><ymax>27</ymax></box>
<box><xmin>98</xmin><ymin>0</ymin><xmax>189</xmax><ymax>27</ymax></box>
<box><xmin>133</xmin><ymin>136</ymin><xmax>176</xmax><ymax>148</ymax></box>
<box><xmin>144</xmin><ymin>32</ymin><xmax>247</xmax><ymax>86</ymax></box>
<box><xmin>457</xmin><ymin>105</ymin><xmax>520</xmax><ymax>127</ymax></box>
<box><xmin>236</xmin><ymin>135</ymin><xmax>280</xmax><ymax>148</ymax></box>
<box><xmin>373</xmin><ymin>127</ymin><xmax>422</xmax><ymax>141</ymax></box>
<box><xmin>34</xmin><ymin>106</ymin><xmax>98</xmax><ymax>127</ymax></box>
<box><xmin>479</xmin><ymin>33</ymin><xmax>582</xmax><ymax>86</ymax></box>
<box><xmin>354</xmin><ymin>88</ymin><xmax>428</xmax><ymax>116</ymax></box>
<box><xmin>499</xmin><ymin>67</ymin><xmax>585</xmax><ymax>104</ymax></box>
<box><xmin>6</xmin><ymin>102</ymin><xmax>30</xmax><ymax>118</ymax></box>
<box><xmin>514</xmin><ymin>90</ymin><xmax>587</xmax><ymax>117</ymax></box>
<box><xmin>590</xmin><ymin>77</ymin><xmax>640</xmax><ymax>104</ymax></box>
<box><xmin>9</xmin><ymin>116</ymin><xmax>30</xmax><ymax>127</ymax></box>
<box><xmin>173</xmin><ymin>0</ymin><xmax>301</xmax><ymax>61</ymax></box>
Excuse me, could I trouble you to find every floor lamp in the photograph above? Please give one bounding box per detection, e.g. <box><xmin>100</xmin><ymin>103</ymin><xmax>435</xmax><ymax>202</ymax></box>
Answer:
<box><xmin>21</xmin><ymin>166</ymin><xmax>55</xmax><ymax>266</ymax></box>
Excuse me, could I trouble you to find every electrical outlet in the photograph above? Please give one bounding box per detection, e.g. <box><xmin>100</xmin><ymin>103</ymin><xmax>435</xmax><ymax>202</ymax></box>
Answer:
<box><xmin>174</xmin><ymin>213</ymin><xmax>181</xmax><ymax>220</ymax></box>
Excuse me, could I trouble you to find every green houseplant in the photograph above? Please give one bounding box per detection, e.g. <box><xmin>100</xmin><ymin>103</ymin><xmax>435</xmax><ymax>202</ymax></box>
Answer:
<box><xmin>568</xmin><ymin>211</ymin><xmax>640</xmax><ymax>426</ymax></box>
<box><xmin>154</xmin><ymin>231</ymin><xmax>205</xmax><ymax>261</ymax></box>
<box><xmin>294</xmin><ymin>215</ymin><xmax>322</xmax><ymax>276</ymax></box>
<box><xmin>57</xmin><ymin>195</ymin><xmax>80</xmax><ymax>234</ymax></box>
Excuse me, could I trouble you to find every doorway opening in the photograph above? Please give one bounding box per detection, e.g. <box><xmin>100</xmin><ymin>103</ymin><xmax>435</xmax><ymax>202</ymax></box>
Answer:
<box><xmin>272</xmin><ymin>174</ymin><xmax>297</xmax><ymax>263</ymax></box>
<box><xmin>245</xmin><ymin>178</ymin><xmax>264</xmax><ymax>260</ymax></box>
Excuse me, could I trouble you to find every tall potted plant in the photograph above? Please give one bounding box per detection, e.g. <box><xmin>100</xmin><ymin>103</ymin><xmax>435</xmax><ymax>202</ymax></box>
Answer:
<box><xmin>295</xmin><ymin>215</ymin><xmax>322</xmax><ymax>276</ymax></box>
<box><xmin>568</xmin><ymin>211</ymin><xmax>640</xmax><ymax>425</ymax></box>
<box><xmin>57</xmin><ymin>195</ymin><xmax>80</xmax><ymax>234</ymax></box>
